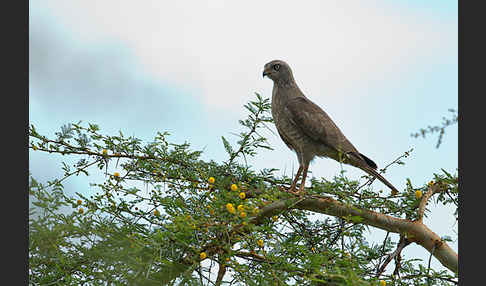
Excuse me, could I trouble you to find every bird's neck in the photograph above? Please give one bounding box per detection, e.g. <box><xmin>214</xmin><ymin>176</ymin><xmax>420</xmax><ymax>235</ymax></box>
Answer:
<box><xmin>272</xmin><ymin>81</ymin><xmax>304</xmax><ymax>109</ymax></box>
<box><xmin>275</xmin><ymin>75</ymin><xmax>297</xmax><ymax>89</ymax></box>
<box><xmin>273</xmin><ymin>78</ymin><xmax>304</xmax><ymax>100</ymax></box>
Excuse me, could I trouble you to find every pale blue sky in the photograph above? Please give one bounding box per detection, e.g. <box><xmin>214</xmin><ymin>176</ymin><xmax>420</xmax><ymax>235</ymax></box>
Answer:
<box><xmin>29</xmin><ymin>0</ymin><xmax>457</xmax><ymax>275</ymax></box>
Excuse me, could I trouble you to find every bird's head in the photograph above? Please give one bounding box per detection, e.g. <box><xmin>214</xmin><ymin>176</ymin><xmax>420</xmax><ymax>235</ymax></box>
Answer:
<box><xmin>262</xmin><ymin>60</ymin><xmax>293</xmax><ymax>82</ymax></box>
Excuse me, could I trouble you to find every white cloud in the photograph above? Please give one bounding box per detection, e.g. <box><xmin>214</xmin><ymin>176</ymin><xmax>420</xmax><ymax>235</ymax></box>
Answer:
<box><xmin>34</xmin><ymin>0</ymin><xmax>456</xmax><ymax>114</ymax></box>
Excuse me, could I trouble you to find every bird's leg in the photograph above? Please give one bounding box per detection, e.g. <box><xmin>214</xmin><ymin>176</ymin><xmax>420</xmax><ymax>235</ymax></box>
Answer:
<box><xmin>287</xmin><ymin>166</ymin><xmax>303</xmax><ymax>194</ymax></box>
<box><xmin>295</xmin><ymin>165</ymin><xmax>309</xmax><ymax>196</ymax></box>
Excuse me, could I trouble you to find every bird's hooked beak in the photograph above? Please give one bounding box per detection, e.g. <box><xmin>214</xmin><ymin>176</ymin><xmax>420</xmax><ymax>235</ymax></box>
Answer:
<box><xmin>262</xmin><ymin>66</ymin><xmax>271</xmax><ymax>78</ymax></box>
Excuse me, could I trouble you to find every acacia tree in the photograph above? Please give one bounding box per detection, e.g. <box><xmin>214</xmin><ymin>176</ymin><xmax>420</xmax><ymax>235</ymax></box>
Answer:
<box><xmin>29</xmin><ymin>94</ymin><xmax>458</xmax><ymax>285</ymax></box>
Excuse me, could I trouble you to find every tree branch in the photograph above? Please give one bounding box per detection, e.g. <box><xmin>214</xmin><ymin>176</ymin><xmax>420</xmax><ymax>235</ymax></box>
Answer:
<box><xmin>251</xmin><ymin>195</ymin><xmax>458</xmax><ymax>273</ymax></box>
<box><xmin>376</xmin><ymin>235</ymin><xmax>411</xmax><ymax>277</ymax></box>
<box><xmin>215</xmin><ymin>255</ymin><xmax>227</xmax><ymax>286</ymax></box>
<box><xmin>418</xmin><ymin>182</ymin><xmax>445</xmax><ymax>222</ymax></box>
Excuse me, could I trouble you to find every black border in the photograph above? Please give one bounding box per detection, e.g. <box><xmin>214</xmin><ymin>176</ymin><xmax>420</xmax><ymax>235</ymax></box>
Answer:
<box><xmin>7</xmin><ymin>0</ymin><xmax>29</xmax><ymax>284</ymax></box>
<box><xmin>458</xmin><ymin>1</ymin><xmax>479</xmax><ymax>285</ymax></box>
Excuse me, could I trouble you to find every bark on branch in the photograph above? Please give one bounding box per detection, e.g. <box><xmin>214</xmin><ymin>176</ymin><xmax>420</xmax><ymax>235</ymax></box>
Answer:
<box><xmin>418</xmin><ymin>183</ymin><xmax>444</xmax><ymax>222</ymax></box>
<box><xmin>252</xmin><ymin>194</ymin><xmax>458</xmax><ymax>273</ymax></box>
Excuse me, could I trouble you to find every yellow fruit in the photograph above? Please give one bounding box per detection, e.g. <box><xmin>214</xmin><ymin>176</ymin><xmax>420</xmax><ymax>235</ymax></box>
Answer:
<box><xmin>209</xmin><ymin>209</ymin><xmax>215</xmax><ymax>215</ymax></box>
<box><xmin>272</xmin><ymin>215</ymin><xmax>278</xmax><ymax>222</ymax></box>
<box><xmin>379</xmin><ymin>280</ymin><xmax>386</xmax><ymax>286</ymax></box>
<box><xmin>154</xmin><ymin>209</ymin><xmax>160</xmax><ymax>216</ymax></box>
<box><xmin>102</xmin><ymin>149</ymin><xmax>108</xmax><ymax>155</ymax></box>
<box><xmin>252</xmin><ymin>208</ymin><xmax>260</xmax><ymax>215</ymax></box>
<box><xmin>231</xmin><ymin>184</ymin><xmax>238</xmax><ymax>191</ymax></box>
<box><xmin>32</xmin><ymin>145</ymin><xmax>38</xmax><ymax>151</ymax></box>
<box><xmin>114</xmin><ymin>172</ymin><xmax>120</xmax><ymax>178</ymax></box>
<box><xmin>200</xmin><ymin>252</ymin><xmax>207</xmax><ymax>260</ymax></box>
<box><xmin>77</xmin><ymin>199</ymin><xmax>82</xmax><ymax>205</ymax></box>
<box><xmin>415</xmin><ymin>190</ymin><xmax>423</xmax><ymax>199</ymax></box>
<box><xmin>428</xmin><ymin>180</ymin><xmax>434</xmax><ymax>187</ymax></box>
<box><xmin>226</xmin><ymin>203</ymin><xmax>235</xmax><ymax>214</ymax></box>
<box><xmin>78</xmin><ymin>208</ymin><xmax>84</xmax><ymax>214</ymax></box>
<box><xmin>257</xmin><ymin>239</ymin><xmax>264</xmax><ymax>248</ymax></box>
<box><xmin>239</xmin><ymin>192</ymin><xmax>246</xmax><ymax>199</ymax></box>
<box><xmin>237</xmin><ymin>205</ymin><xmax>245</xmax><ymax>212</ymax></box>
<box><xmin>225</xmin><ymin>257</ymin><xmax>230</xmax><ymax>262</ymax></box>
<box><xmin>208</xmin><ymin>177</ymin><xmax>215</xmax><ymax>184</ymax></box>
<box><xmin>240</xmin><ymin>211</ymin><xmax>247</xmax><ymax>218</ymax></box>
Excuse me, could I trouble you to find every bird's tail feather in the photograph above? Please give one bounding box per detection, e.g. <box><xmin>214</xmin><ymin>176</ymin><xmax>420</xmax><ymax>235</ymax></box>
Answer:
<box><xmin>346</xmin><ymin>152</ymin><xmax>399</xmax><ymax>194</ymax></box>
<box><xmin>363</xmin><ymin>166</ymin><xmax>399</xmax><ymax>194</ymax></box>
<box><xmin>359</xmin><ymin>153</ymin><xmax>377</xmax><ymax>169</ymax></box>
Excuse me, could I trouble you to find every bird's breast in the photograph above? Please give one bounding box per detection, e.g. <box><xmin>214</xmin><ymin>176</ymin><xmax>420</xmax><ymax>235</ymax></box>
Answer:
<box><xmin>271</xmin><ymin>86</ymin><xmax>313</xmax><ymax>152</ymax></box>
<box><xmin>272</xmin><ymin>106</ymin><xmax>306</xmax><ymax>150</ymax></box>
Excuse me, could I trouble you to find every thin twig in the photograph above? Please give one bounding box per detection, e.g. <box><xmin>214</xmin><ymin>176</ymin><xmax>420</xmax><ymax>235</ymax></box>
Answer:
<box><xmin>427</xmin><ymin>242</ymin><xmax>438</xmax><ymax>286</ymax></box>
<box><xmin>375</xmin><ymin>232</ymin><xmax>390</xmax><ymax>271</ymax></box>
<box><xmin>376</xmin><ymin>235</ymin><xmax>411</xmax><ymax>277</ymax></box>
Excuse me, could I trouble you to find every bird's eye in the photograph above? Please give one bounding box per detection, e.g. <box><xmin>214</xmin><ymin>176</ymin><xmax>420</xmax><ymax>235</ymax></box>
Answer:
<box><xmin>273</xmin><ymin>64</ymin><xmax>280</xmax><ymax>71</ymax></box>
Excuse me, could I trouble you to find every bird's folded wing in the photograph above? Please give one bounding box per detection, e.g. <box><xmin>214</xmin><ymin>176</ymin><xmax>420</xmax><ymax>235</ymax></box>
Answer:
<box><xmin>283</xmin><ymin>96</ymin><xmax>358</xmax><ymax>154</ymax></box>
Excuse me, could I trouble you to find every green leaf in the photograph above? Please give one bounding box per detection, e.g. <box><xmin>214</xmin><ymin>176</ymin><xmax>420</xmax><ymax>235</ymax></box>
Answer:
<box><xmin>221</xmin><ymin>136</ymin><xmax>234</xmax><ymax>156</ymax></box>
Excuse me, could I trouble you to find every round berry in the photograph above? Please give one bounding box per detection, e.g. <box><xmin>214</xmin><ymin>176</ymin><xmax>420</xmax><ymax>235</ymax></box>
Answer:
<box><xmin>200</xmin><ymin>252</ymin><xmax>207</xmax><ymax>260</ymax></box>
<box><xmin>415</xmin><ymin>190</ymin><xmax>423</xmax><ymax>199</ymax></box>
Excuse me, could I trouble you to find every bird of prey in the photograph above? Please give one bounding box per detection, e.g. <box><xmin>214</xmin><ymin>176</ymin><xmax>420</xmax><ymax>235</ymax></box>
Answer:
<box><xmin>262</xmin><ymin>60</ymin><xmax>398</xmax><ymax>195</ymax></box>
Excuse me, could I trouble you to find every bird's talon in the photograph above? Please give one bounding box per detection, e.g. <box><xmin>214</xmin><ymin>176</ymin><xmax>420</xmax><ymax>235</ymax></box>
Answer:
<box><xmin>286</xmin><ymin>187</ymin><xmax>306</xmax><ymax>197</ymax></box>
<box><xmin>285</xmin><ymin>188</ymin><xmax>299</xmax><ymax>195</ymax></box>
<box><xmin>297</xmin><ymin>191</ymin><xmax>306</xmax><ymax>198</ymax></box>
